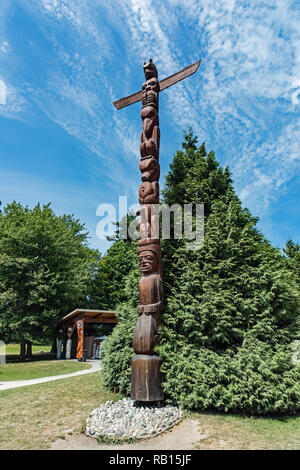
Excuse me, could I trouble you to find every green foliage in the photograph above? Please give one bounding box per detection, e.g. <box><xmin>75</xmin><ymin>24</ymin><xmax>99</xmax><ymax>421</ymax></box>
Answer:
<box><xmin>87</xmin><ymin>239</ymin><xmax>138</xmax><ymax>310</ymax></box>
<box><xmin>101</xmin><ymin>265</ymin><xmax>139</xmax><ymax>395</ymax></box>
<box><xmin>106</xmin><ymin>211</ymin><xmax>137</xmax><ymax>243</ymax></box>
<box><xmin>97</xmin><ymin>434</ymin><xmax>137</xmax><ymax>445</ymax></box>
<box><xmin>284</xmin><ymin>239</ymin><xmax>300</xmax><ymax>290</ymax></box>
<box><xmin>102</xmin><ymin>129</ymin><xmax>300</xmax><ymax>415</ymax></box>
<box><xmin>160</xmin><ymin>336</ymin><xmax>300</xmax><ymax>414</ymax></box>
<box><xmin>0</xmin><ymin>202</ymin><xmax>93</xmax><ymax>345</ymax></box>
<box><xmin>163</xmin><ymin>129</ymin><xmax>232</xmax><ymax>216</ymax></box>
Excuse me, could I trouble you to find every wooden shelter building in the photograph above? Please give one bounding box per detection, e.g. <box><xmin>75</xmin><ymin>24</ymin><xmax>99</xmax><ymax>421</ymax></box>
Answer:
<box><xmin>58</xmin><ymin>309</ymin><xmax>117</xmax><ymax>359</ymax></box>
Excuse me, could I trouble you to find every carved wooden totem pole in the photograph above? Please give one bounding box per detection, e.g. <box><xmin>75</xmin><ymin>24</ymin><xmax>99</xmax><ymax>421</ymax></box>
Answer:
<box><xmin>133</xmin><ymin>59</ymin><xmax>163</xmax><ymax>401</ymax></box>
<box><xmin>113</xmin><ymin>58</ymin><xmax>200</xmax><ymax>402</ymax></box>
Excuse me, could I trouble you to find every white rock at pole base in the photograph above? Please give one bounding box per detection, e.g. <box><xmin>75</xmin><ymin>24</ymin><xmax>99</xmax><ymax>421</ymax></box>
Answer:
<box><xmin>86</xmin><ymin>398</ymin><xmax>183</xmax><ymax>440</ymax></box>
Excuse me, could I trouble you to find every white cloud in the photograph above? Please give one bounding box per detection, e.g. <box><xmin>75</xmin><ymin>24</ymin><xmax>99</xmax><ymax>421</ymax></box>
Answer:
<box><xmin>113</xmin><ymin>112</ymin><xmax>140</xmax><ymax>163</ymax></box>
<box><xmin>291</xmin><ymin>80</ymin><xmax>300</xmax><ymax>106</ymax></box>
<box><xmin>2</xmin><ymin>0</ymin><xmax>300</xmax><ymax>214</ymax></box>
<box><xmin>0</xmin><ymin>40</ymin><xmax>10</xmax><ymax>54</ymax></box>
<box><xmin>23</xmin><ymin>0</ymin><xmax>112</xmax><ymax>55</ymax></box>
<box><xmin>236</xmin><ymin>118</ymin><xmax>300</xmax><ymax>213</ymax></box>
<box><xmin>18</xmin><ymin>0</ymin><xmax>141</xmax><ymax>195</ymax></box>
<box><xmin>118</xmin><ymin>0</ymin><xmax>200</xmax><ymax>130</ymax></box>
<box><xmin>0</xmin><ymin>80</ymin><xmax>6</xmax><ymax>104</ymax></box>
<box><xmin>0</xmin><ymin>80</ymin><xmax>25</xmax><ymax>118</ymax></box>
<box><xmin>156</xmin><ymin>0</ymin><xmax>300</xmax><ymax>212</ymax></box>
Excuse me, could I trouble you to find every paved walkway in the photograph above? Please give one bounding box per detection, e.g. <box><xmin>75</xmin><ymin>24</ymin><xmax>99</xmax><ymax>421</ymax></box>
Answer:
<box><xmin>0</xmin><ymin>359</ymin><xmax>102</xmax><ymax>392</ymax></box>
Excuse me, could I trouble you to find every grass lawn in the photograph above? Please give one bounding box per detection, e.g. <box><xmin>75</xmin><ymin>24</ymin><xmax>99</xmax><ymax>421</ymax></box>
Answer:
<box><xmin>3</xmin><ymin>343</ymin><xmax>55</xmax><ymax>363</ymax></box>
<box><xmin>0</xmin><ymin>373</ymin><xmax>122</xmax><ymax>450</ymax></box>
<box><xmin>0</xmin><ymin>360</ymin><xmax>91</xmax><ymax>381</ymax></box>
<box><xmin>193</xmin><ymin>411</ymin><xmax>300</xmax><ymax>450</ymax></box>
<box><xmin>0</xmin><ymin>371</ymin><xmax>299</xmax><ymax>450</ymax></box>
<box><xmin>5</xmin><ymin>344</ymin><xmax>52</xmax><ymax>355</ymax></box>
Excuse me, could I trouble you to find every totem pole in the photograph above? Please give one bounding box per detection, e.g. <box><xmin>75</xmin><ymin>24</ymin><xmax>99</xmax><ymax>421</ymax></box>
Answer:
<box><xmin>113</xmin><ymin>58</ymin><xmax>200</xmax><ymax>402</ymax></box>
<box><xmin>133</xmin><ymin>60</ymin><xmax>163</xmax><ymax>401</ymax></box>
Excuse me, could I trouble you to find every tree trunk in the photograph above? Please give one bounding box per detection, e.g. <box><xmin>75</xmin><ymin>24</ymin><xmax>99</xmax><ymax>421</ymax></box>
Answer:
<box><xmin>19</xmin><ymin>339</ymin><xmax>26</xmax><ymax>362</ymax></box>
<box><xmin>26</xmin><ymin>341</ymin><xmax>33</xmax><ymax>360</ymax></box>
<box><xmin>62</xmin><ymin>338</ymin><xmax>67</xmax><ymax>359</ymax></box>
<box><xmin>50</xmin><ymin>337</ymin><xmax>57</xmax><ymax>354</ymax></box>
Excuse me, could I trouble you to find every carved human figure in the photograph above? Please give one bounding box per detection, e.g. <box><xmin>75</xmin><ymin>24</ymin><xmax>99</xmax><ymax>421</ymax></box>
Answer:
<box><xmin>133</xmin><ymin>246</ymin><xmax>162</xmax><ymax>356</ymax></box>
<box><xmin>133</xmin><ymin>313</ymin><xmax>158</xmax><ymax>355</ymax></box>
<box><xmin>137</xmin><ymin>246</ymin><xmax>162</xmax><ymax>306</ymax></box>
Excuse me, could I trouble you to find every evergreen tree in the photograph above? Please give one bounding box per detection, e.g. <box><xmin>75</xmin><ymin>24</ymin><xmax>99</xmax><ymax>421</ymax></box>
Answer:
<box><xmin>102</xmin><ymin>130</ymin><xmax>300</xmax><ymax>414</ymax></box>
<box><xmin>102</xmin><ymin>265</ymin><xmax>140</xmax><ymax>393</ymax></box>
<box><xmin>284</xmin><ymin>239</ymin><xmax>300</xmax><ymax>290</ymax></box>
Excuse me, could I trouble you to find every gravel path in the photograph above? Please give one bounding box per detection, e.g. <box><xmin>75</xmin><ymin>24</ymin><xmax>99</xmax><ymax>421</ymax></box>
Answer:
<box><xmin>0</xmin><ymin>359</ymin><xmax>101</xmax><ymax>391</ymax></box>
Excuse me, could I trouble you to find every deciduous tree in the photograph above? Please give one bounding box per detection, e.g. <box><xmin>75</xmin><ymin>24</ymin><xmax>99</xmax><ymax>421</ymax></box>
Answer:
<box><xmin>0</xmin><ymin>202</ymin><xmax>92</xmax><ymax>360</ymax></box>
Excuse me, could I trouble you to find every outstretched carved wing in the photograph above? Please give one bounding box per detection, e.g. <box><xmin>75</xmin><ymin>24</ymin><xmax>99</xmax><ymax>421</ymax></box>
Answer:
<box><xmin>112</xmin><ymin>89</ymin><xmax>143</xmax><ymax>111</ymax></box>
<box><xmin>159</xmin><ymin>60</ymin><xmax>200</xmax><ymax>92</ymax></box>
<box><xmin>113</xmin><ymin>60</ymin><xmax>200</xmax><ymax>110</ymax></box>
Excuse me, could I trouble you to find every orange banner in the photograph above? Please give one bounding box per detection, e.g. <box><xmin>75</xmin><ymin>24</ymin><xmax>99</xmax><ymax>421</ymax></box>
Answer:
<box><xmin>76</xmin><ymin>320</ymin><xmax>84</xmax><ymax>359</ymax></box>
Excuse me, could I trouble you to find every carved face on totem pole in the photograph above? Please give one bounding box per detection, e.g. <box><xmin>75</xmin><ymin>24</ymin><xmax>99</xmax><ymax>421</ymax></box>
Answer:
<box><xmin>139</xmin><ymin>156</ymin><xmax>160</xmax><ymax>182</ymax></box>
<box><xmin>139</xmin><ymin>180</ymin><xmax>159</xmax><ymax>204</ymax></box>
<box><xmin>142</xmin><ymin>77</ymin><xmax>159</xmax><ymax>109</ymax></box>
<box><xmin>138</xmin><ymin>249</ymin><xmax>159</xmax><ymax>274</ymax></box>
<box><xmin>142</xmin><ymin>77</ymin><xmax>160</xmax><ymax>94</ymax></box>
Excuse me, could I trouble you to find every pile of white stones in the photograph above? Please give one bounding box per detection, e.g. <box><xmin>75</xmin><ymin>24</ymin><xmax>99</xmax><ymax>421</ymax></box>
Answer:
<box><xmin>86</xmin><ymin>398</ymin><xmax>183</xmax><ymax>440</ymax></box>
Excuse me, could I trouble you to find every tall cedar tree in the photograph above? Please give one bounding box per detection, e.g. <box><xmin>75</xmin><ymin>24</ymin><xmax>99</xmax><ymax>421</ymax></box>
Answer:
<box><xmin>284</xmin><ymin>239</ymin><xmax>300</xmax><ymax>290</ymax></box>
<box><xmin>102</xmin><ymin>130</ymin><xmax>300</xmax><ymax>414</ymax></box>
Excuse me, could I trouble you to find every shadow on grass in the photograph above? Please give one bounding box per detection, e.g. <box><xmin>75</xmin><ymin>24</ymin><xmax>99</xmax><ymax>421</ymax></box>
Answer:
<box><xmin>191</xmin><ymin>408</ymin><xmax>300</xmax><ymax>423</ymax></box>
<box><xmin>5</xmin><ymin>353</ymin><xmax>57</xmax><ymax>364</ymax></box>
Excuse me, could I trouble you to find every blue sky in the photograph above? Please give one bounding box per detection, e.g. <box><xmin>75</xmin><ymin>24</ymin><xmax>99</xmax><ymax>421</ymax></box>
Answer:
<box><xmin>0</xmin><ymin>0</ymin><xmax>300</xmax><ymax>254</ymax></box>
